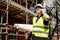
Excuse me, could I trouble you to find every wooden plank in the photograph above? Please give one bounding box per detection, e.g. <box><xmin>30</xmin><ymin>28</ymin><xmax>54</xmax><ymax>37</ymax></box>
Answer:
<box><xmin>0</xmin><ymin>0</ymin><xmax>36</xmax><ymax>16</ymax></box>
<box><xmin>10</xmin><ymin>1</ymin><xmax>36</xmax><ymax>16</ymax></box>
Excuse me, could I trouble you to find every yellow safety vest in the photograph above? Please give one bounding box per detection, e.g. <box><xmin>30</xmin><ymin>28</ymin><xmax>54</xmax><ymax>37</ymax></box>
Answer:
<box><xmin>32</xmin><ymin>16</ymin><xmax>49</xmax><ymax>38</ymax></box>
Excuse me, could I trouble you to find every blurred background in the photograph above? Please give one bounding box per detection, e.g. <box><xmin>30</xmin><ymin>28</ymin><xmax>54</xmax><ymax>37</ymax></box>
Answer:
<box><xmin>0</xmin><ymin>0</ymin><xmax>60</xmax><ymax>40</ymax></box>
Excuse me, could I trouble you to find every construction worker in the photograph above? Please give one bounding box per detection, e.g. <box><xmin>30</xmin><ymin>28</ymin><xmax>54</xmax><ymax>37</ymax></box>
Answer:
<box><xmin>32</xmin><ymin>4</ymin><xmax>50</xmax><ymax>40</ymax></box>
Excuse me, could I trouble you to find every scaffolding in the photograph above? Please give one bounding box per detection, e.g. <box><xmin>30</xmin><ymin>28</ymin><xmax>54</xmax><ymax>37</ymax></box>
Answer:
<box><xmin>0</xmin><ymin>0</ymin><xmax>39</xmax><ymax>40</ymax></box>
<box><xmin>0</xmin><ymin>0</ymin><xmax>32</xmax><ymax>40</ymax></box>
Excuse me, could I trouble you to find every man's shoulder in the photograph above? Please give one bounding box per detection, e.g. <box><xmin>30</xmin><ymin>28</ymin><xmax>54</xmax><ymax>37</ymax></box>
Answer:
<box><xmin>34</xmin><ymin>16</ymin><xmax>37</xmax><ymax>17</ymax></box>
<box><xmin>33</xmin><ymin>16</ymin><xmax>37</xmax><ymax>20</ymax></box>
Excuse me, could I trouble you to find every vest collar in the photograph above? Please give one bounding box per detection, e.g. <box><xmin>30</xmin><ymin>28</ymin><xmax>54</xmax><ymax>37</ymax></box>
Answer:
<box><xmin>36</xmin><ymin>14</ymin><xmax>43</xmax><ymax>17</ymax></box>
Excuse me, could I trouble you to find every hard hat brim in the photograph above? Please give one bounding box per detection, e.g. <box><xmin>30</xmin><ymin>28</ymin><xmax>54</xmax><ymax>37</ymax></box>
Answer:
<box><xmin>35</xmin><ymin>4</ymin><xmax>43</xmax><ymax>9</ymax></box>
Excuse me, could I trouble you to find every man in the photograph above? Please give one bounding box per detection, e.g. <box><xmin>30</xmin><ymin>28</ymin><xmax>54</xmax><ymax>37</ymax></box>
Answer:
<box><xmin>32</xmin><ymin>4</ymin><xmax>50</xmax><ymax>40</ymax></box>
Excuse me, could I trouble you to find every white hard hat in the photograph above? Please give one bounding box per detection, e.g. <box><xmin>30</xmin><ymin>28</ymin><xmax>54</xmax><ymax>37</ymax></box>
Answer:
<box><xmin>35</xmin><ymin>4</ymin><xmax>43</xmax><ymax>9</ymax></box>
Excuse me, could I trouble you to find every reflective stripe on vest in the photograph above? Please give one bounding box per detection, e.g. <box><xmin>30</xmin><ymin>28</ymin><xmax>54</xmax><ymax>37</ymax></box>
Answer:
<box><xmin>32</xmin><ymin>16</ymin><xmax>49</xmax><ymax>38</ymax></box>
<box><xmin>33</xmin><ymin>26</ymin><xmax>49</xmax><ymax>29</ymax></box>
<box><xmin>33</xmin><ymin>30</ymin><xmax>48</xmax><ymax>34</ymax></box>
<box><xmin>33</xmin><ymin>26</ymin><xmax>44</xmax><ymax>28</ymax></box>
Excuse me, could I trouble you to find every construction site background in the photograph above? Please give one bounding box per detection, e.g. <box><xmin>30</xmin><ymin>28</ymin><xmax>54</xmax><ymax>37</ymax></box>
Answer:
<box><xmin>0</xmin><ymin>0</ymin><xmax>60</xmax><ymax>40</ymax></box>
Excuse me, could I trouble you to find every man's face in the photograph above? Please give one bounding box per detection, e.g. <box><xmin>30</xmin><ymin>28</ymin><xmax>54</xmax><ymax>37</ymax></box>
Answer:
<box><xmin>36</xmin><ymin>6</ymin><xmax>42</xmax><ymax>14</ymax></box>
